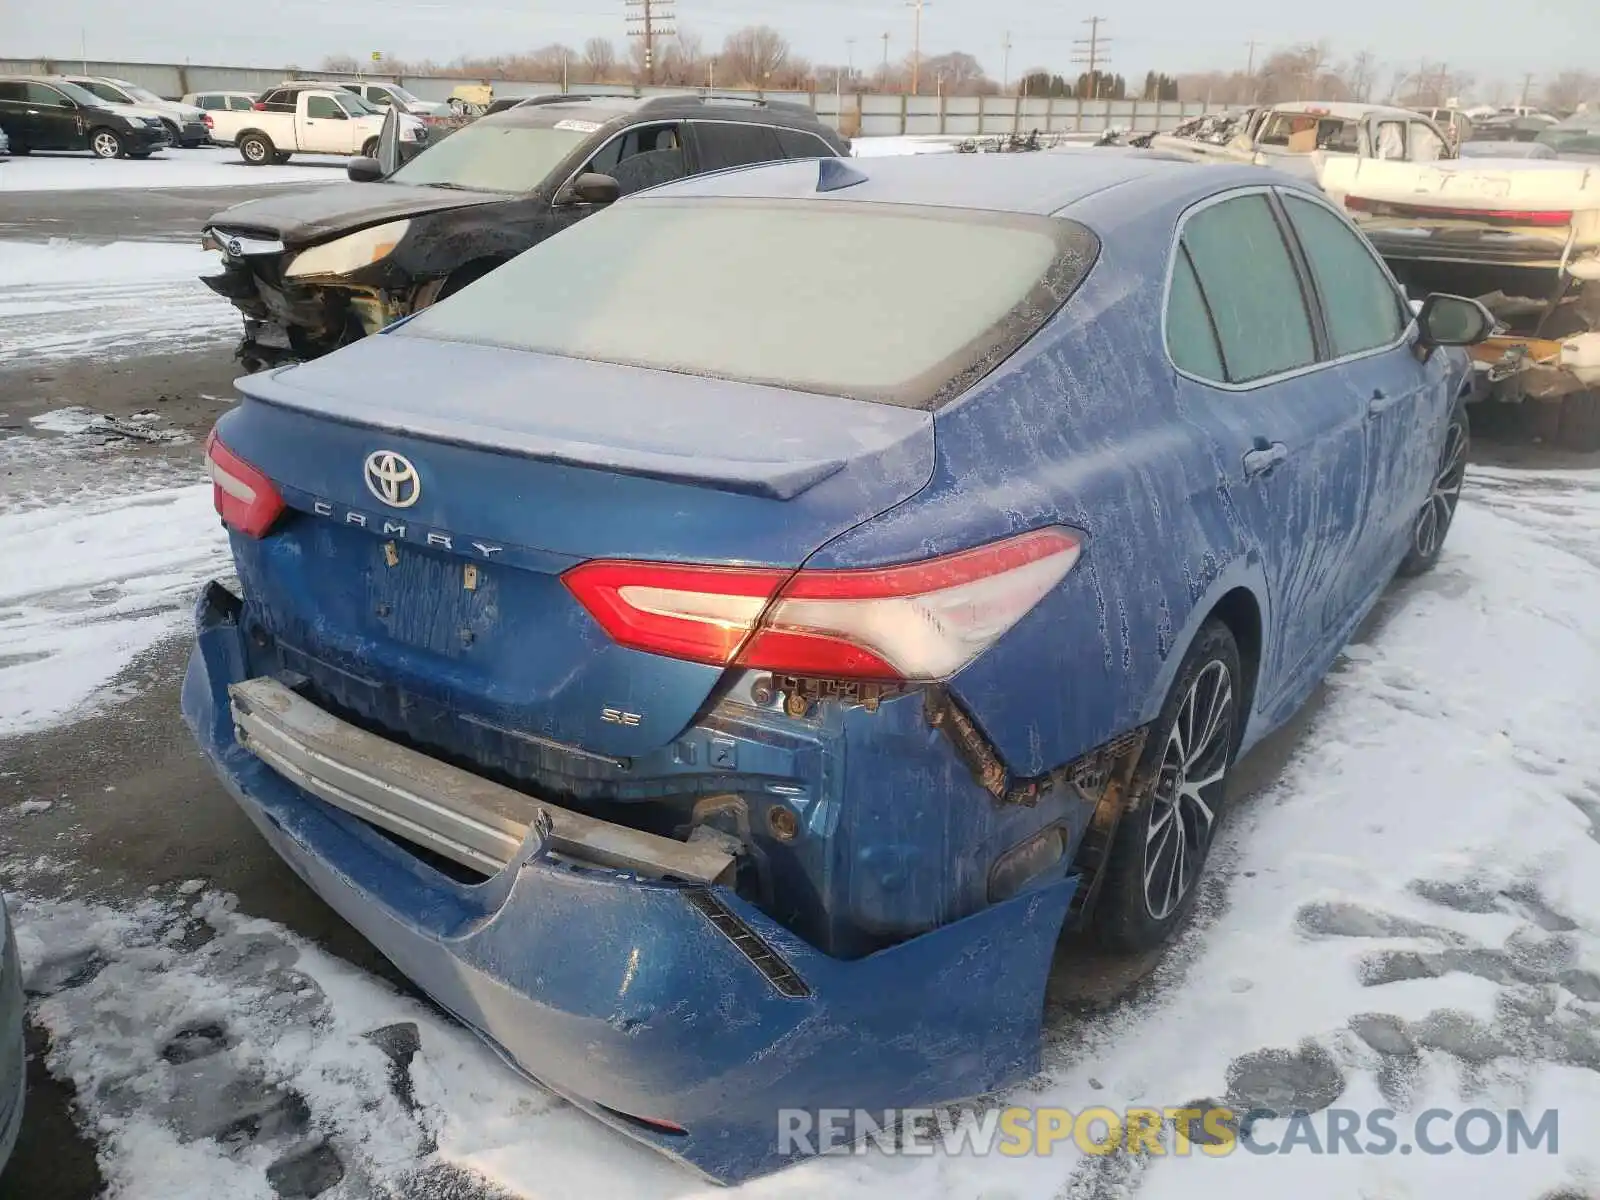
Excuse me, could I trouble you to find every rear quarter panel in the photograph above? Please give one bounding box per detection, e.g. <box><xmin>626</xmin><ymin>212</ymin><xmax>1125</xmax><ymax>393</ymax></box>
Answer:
<box><xmin>808</xmin><ymin>186</ymin><xmax>1270</xmax><ymax>777</ymax></box>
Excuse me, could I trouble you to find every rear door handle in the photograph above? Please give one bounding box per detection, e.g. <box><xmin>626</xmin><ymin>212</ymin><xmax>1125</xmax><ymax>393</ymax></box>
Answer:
<box><xmin>1242</xmin><ymin>441</ymin><xmax>1289</xmax><ymax>479</ymax></box>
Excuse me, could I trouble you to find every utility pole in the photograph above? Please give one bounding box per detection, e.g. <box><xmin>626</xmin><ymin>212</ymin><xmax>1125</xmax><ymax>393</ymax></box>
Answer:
<box><xmin>906</xmin><ymin>0</ymin><xmax>929</xmax><ymax>96</ymax></box>
<box><xmin>1071</xmin><ymin>16</ymin><xmax>1110</xmax><ymax>99</ymax></box>
<box><xmin>846</xmin><ymin>36</ymin><xmax>856</xmax><ymax>87</ymax></box>
<box><xmin>1520</xmin><ymin>71</ymin><xmax>1534</xmax><ymax>107</ymax></box>
<box><xmin>1244</xmin><ymin>38</ymin><xmax>1258</xmax><ymax>78</ymax></box>
<box><xmin>881</xmin><ymin>31</ymin><xmax>891</xmax><ymax>87</ymax></box>
<box><xmin>1002</xmin><ymin>31</ymin><xmax>1013</xmax><ymax>95</ymax></box>
<box><xmin>625</xmin><ymin>0</ymin><xmax>675</xmax><ymax>86</ymax></box>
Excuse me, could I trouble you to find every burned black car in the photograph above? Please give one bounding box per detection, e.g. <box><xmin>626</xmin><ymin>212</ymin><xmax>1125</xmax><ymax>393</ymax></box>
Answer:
<box><xmin>200</xmin><ymin>94</ymin><xmax>849</xmax><ymax>371</ymax></box>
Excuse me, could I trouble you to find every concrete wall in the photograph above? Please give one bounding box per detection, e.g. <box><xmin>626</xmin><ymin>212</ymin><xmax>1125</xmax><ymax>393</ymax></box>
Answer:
<box><xmin>2</xmin><ymin>58</ymin><xmax>1221</xmax><ymax>134</ymax></box>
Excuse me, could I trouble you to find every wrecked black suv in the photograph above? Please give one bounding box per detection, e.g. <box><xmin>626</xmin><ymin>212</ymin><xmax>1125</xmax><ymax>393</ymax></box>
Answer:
<box><xmin>200</xmin><ymin>94</ymin><xmax>849</xmax><ymax>371</ymax></box>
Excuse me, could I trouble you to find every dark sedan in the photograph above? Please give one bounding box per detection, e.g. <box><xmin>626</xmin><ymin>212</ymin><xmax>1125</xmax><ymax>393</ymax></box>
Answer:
<box><xmin>199</xmin><ymin>93</ymin><xmax>847</xmax><ymax>371</ymax></box>
<box><xmin>0</xmin><ymin>76</ymin><xmax>171</xmax><ymax>158</ymax></box>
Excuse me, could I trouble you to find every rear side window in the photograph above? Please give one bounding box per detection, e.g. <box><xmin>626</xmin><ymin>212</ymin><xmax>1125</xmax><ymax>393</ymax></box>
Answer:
<box><xmin>1166</xmin><ymin>251</ymin><xmax>1225</xmax><ymax>382</ymax></box>
<box><xmin>0</xmin><ymin>83</ymin><xmax>27</xmax><ymax>102</ymax></box>
<box><xmin>399</xmin><ymin>198</ymin><xmax>1099</xmax><ymax>409</ymax></box>
<box><xmin>261</xmin><ymin>89</ymin><xmax>297</xmax><ymax>113</ymax></box>
<box><xmin>694</xmin><ymin>122</ymin><xmax>784</xmax><ymax>171</ymax></box>
<box><xmin>1281</xmin><ymin>193</ymin><xmax>1406</xmax><ymax>358</ymax></box>
<box><xmin>25</xmin><ymin>83</ymin><xmax>71</xmax><ymax>107</ymax></box>
<box><xmin>775</xmin><ymin>127</ymin><xmax>836</xmax><ymax>158</ymax></box>
<box><xmin>1178</xmin><ymin>193</ymin><xmax>1316</xmax><ymax>383</ymax></box>
<box><xmin>230</xmin><ymin>96</ymin><xmax>257</xmax><ymax>111</ymax></box>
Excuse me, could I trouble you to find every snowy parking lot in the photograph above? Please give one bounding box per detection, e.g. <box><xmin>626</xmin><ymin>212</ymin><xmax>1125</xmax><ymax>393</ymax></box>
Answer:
<box><xmin>2</xmin><ymin>150</ymin><xmax>1600</xmax><ymax>1200</ymax></box>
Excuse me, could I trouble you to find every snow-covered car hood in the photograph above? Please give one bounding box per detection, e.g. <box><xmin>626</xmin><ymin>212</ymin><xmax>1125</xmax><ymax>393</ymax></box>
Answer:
<box><xmin>205</xmin><ymin>182</ymin><xmax>510</xmax><ymax>245</ymax></box>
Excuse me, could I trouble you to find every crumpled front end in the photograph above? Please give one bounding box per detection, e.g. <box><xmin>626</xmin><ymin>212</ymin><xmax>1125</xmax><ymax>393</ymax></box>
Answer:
<box><xmin>199</xmin><ymin>231</ymin><xmax>415</xmax><ymax>372</ymax></box>
<box><xmin>181</xmin><ymin>581</ymin><xmax>1086</xmax><ymax>1183</ymax></box>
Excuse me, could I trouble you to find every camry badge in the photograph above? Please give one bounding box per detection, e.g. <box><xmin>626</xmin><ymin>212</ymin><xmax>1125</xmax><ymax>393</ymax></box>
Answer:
<box><xmin>364</xmin><ymin>451</ymin><xmax>421</xmax><ymax>509</ymax></box>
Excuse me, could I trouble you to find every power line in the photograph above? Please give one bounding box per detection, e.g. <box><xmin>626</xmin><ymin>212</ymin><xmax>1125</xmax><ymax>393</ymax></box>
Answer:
<box><xmin>1070</xmin><ymin>15</ymin><xmax>1110</xmax><ymax>97</ymax></box>
<box><xmin>623</xmin><ymin>0</ymin><xmax>674</xmax><ymax>84</ymax></box>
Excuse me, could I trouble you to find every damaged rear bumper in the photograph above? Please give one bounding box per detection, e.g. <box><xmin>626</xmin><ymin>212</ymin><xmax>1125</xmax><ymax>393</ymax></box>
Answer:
<box><xmin>179</xmin><ymin>582</ymin><xmax>1077</xmax><ymax>1183</ymax></box>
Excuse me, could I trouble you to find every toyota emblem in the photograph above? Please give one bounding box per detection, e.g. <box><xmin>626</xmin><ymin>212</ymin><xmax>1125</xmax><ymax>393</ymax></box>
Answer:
<box><xmin>364</xmin><ymin>451</ymin><xmax>421</xmax><ymax>508</ymax></box>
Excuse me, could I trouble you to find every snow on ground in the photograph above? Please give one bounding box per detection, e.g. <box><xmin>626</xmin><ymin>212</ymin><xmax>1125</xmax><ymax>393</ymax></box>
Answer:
<box><xmin>3</xmin><ymin>462</ymin><xmax>1598</xmax><ymax>1199</ymax></box>
<box><xmin>0</xmin><ymin>147</ymin><xmax>348</xmax><ymax>192</ymax></box>
<box><xmin>0</xmin><ymin>239</ymin><xmax>238</xmax><ymax>364</ymax></box>
<box><xmin>0</xmin><ymin>483</ymin><xmax>229</xmax><ymax>738</ymax></box>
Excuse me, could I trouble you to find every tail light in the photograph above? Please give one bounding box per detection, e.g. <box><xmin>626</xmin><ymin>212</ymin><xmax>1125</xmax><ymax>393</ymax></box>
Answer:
<box><xmin>206</xmin><ymin>430</ymin><xmax>285</xmax><ymax>538</ymax></box>
<box><xmin>562</xmin><ymin>527</ymin><xmax>1082</xmax><ymax>682</ymax></box>
<box><xmin>1344</xmin><ymin>195</ymin><xmax>1573</xmax><ymax>227</ymax></box>
<box><xmin>202</xmin><ymin>113</ymin><xmax>214</xmax><ymax>128</ymax></box>
<box><xmin>252</xmin><ymin>101</ymin><xmax>267</xmax><ymax>111</ymax></box>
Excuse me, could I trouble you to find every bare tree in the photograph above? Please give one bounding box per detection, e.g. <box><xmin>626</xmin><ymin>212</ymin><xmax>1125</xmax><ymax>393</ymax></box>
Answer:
<box><xmin>1173</xmin><ymin>70</ymin><xmax>1256</xmax><ymax>106</ymax></box>
<box><xmin>658</xmin><ymin>30</ymin><xmax>707</xmax><ymax>87</ymax></box>
<box><xmin>1256</xmin><ymin>42</ymin><xmax>1349</xmax><ymax>103</ymax></box>
<box><xmin>1340</xmin><ymin>49</ymin><xmax>1379</xmax><ymax>103</ymax></box>
<box><xmin>1395</xmin><ymin>62</ymin><xmax>1476</xmax><ymax>107</ymax></box>
<box><xmin>919</xmin><ymin>51</ymin><xmax>994</xmax><ymax>96</ymax></box>
<box><xmin>719</xmin><ymin>25</ymin><xmax>791</xmax><ymax>88</ymax></box>
<box><xmin>1544</xmin><ymin>70</ymin><xmax>1600</xmax><ymax>113</ymax></box>
<box><xmin>582</xmin><ymin>37</ymin><xmax>618</xmax><ymax>83</ymax></box>
<box><xmin>320</xmin><ymin>55</ymin><xmax>363</xmax><ymax>73</ymax></box>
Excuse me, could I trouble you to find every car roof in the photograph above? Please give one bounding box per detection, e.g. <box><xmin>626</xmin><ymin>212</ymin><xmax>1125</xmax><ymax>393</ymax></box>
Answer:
<box><xmin>1267</xmin><ymin>100</ymin><xmax>1424</xmax><ymax>123</ymax></box>
<box><xmin>487</xmin><ymin>94</ymin><xmax>831</xmax><ymax>132</ymax></box>
<box><xmin>643</xmin><ymin>150</ymin><xmax>1279</xmax><ymax>218</ymax></box>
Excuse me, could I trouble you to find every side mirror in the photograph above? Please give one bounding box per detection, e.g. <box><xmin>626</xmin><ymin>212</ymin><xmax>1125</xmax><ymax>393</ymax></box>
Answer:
<box><xmin>1417</xmin><ymin>293</ymin><xmax>1496</xmax><ymax>348</ymax></box>
<box><xmin>554</xmin><ymin>172</ymin><xmax>621</xmax><ymax>207</ymax></box>
<box><xmin>347</xmin><ymin>156</ymin><xmax>384</xmax><ymax>182</ymax></box>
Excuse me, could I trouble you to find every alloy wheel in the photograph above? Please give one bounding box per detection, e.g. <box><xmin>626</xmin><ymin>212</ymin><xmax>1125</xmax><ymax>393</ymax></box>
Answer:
<box><xmin>1143</xmin><ymin>659</ymin><xmax>1234</xmax><ymax>921</ymax></box>
<box><xmin>92</xmin><ymin>131</ymin><xmax>120</xmax><ymax>158</ymax></box>
<box><xmin>1415</xmin><ymin>419</ymin><xmax>1467</xmax><ymax>560</ymax></box>
<box><xmin>244</xmin><ymin>140</ymin><xmax>267</xmax><ymax>163</ymax></box>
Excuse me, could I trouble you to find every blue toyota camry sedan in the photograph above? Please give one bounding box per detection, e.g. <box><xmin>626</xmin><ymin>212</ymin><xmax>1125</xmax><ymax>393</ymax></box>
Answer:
<box><xmin>183</xmin><ymin>151</ymin><xmax>1490</xmax><ymax>1181</ymax></box>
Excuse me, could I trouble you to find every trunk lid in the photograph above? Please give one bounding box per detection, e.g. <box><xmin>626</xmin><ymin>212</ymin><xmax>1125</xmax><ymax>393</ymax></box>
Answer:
<box><xmin>219</xmin><ymin>335</ymin><xmax>934</xmax><ymax>758</ymax></box>
<box><xmin>205</xmin><ymin>183</ymin><xmax>508</xmax><ymax>245</ymax></box>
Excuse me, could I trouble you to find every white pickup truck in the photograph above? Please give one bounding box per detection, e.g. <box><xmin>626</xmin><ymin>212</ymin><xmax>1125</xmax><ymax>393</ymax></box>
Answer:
<box><xmin>227</xmin><ymin>84</ymin><xmax>389</xmax><ymax>164</ymax></box>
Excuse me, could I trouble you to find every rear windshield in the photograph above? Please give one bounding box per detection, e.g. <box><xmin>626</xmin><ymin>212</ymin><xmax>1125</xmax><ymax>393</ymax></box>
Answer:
<box><xmin>1257</xmin><ymin>112</ymin><xmax>1361</xmax><ymax>154</ymax></box>
<box><xmin>397</xmin><ymin>197</ymin><xmax>1098</xmax><ymax>408</ymax></box>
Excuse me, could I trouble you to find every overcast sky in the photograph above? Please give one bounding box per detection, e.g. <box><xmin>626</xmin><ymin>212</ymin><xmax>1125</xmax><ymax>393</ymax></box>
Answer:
<box><xmin>13</xmin><ymin>0</ymin><xmax>1595</xmax><ymax>98</ymax></box>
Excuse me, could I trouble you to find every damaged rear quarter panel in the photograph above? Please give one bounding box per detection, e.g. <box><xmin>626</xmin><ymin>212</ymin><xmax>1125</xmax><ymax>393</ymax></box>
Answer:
<box><xmin>807</xmin><ymin>193</ymin><xmax>1270</xmax><ymax>778</ymax></box>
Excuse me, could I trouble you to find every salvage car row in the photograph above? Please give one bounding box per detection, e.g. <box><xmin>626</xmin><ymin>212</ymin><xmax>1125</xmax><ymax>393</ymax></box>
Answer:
<box><xmin>180</xmin><ymin>85</ymin><xmax>1509</xmax><ymax>1182</ymax></box>
<box><xmin>0</xmin><ymin>74</ymin><xmax>443</xmax><ymax>161</ymax></box>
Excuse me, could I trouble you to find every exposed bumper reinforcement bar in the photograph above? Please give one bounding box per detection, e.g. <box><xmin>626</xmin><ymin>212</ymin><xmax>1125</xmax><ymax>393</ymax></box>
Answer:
<box><xmin>229</xmin><ymin>677</ymin><xmax>734</xmax><ymax>884</ymax></box>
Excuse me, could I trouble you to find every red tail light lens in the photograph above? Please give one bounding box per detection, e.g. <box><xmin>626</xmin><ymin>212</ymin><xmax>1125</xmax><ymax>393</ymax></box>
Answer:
<box><xmin>202</xmin><ymin>113</ymin><xmax>214</xmax><ymax>128</ymax></box>
<box><xmin>1345</xmin><ymin>195</ymin><xmax>1573</xmax><ymax>227</ymax></box>
<box><xmin>563</xmin><ymin>528</ymin><xmax>1082</xmax><ymax>682</ymax></box>
<box><xmin>252</xmin><ymin>101</ymin><xmax>267</xmax><ymax>111</ymax></box>
<box><xmin>205</xmin><ymin>429</ymin><xmax>285</xmax><ymax>538</ymax></box>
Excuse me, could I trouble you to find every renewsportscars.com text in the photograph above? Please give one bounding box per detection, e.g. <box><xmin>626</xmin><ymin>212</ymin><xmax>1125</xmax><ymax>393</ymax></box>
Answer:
<box><xmin>778</xmin><ymin>1106</ymin><xmax>1560</xmax><ymax>1158</ymax></box>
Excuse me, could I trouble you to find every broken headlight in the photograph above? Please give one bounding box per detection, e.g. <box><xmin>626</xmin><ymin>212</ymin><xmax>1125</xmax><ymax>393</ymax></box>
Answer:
<box><xmin>285</xmin><ymin>219</ymin><xmax>411</xmax><ymax>279</ymax></box>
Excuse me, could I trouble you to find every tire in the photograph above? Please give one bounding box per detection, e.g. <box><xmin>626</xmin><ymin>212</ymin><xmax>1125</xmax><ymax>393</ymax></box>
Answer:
<box><xmin>239</xmin><ymin>134</ymin><xmax>273</xmax><ymax>165</ymax></box>
<box><xmin>161</xmin><ymin>119</ymin><xmax>181</xmax><ymax>143</ymax></box>
<box><xmin>271</xmin><ymin>152</ymin><xmax>293</xmax><ymax>164</ymax></box>
<box><xmin>8</xmin><ymin>146</ymin><xmax>29</xmax><ymax>156</ymax></box>
<box><xmin>128</xmin><ymin>151</ymin><xmax>152</xmax><ymax>160</ymax></box>
<box><xmin>361</xmin><ymin>138</ymin><xmax>380</xmax><ymax>159</ymax></box>
<box><xmin>1093</xmin><ymin>619</ymin><xmax>1243</xmax><ymax>953</ymax></box>
<box><xmin>1398</xmin><ymin>400</ymin><xmax>1469</xmax><ymax>576</ymax></box>
<box><xmin>89</xmin><ymin>128</ymin><xmax>124</xmax><ymax>159</ymax></box>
